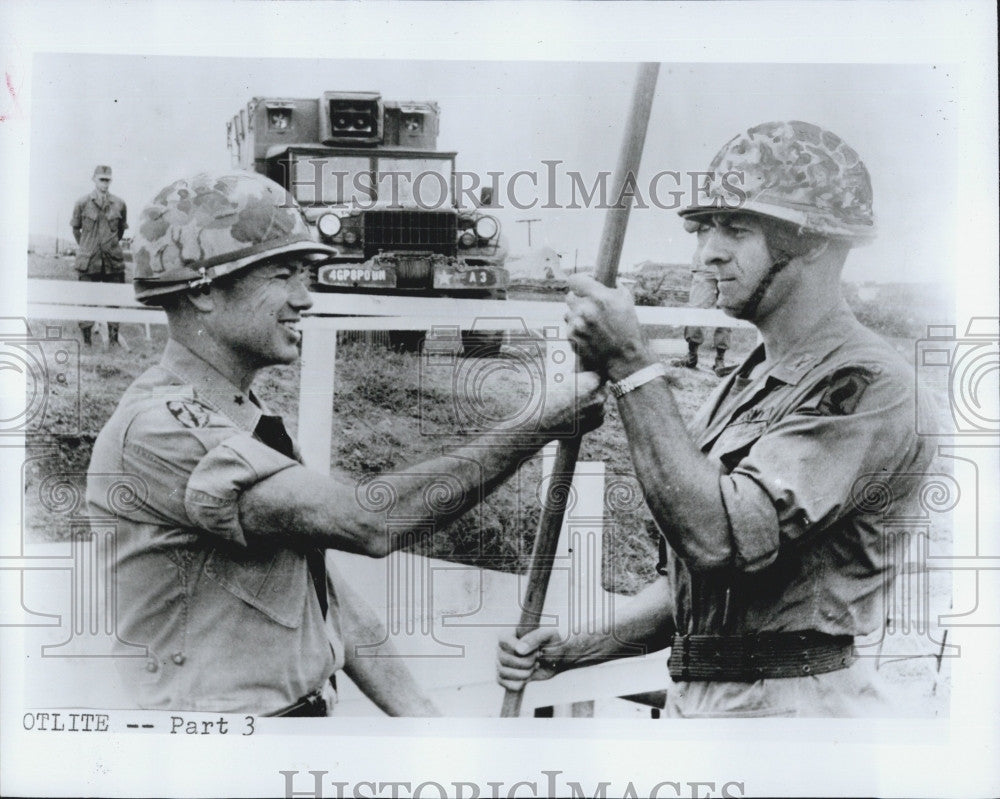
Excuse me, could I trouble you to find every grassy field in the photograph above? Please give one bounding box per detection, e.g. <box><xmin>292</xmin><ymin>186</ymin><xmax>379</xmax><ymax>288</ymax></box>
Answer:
<box><xmin>24</xmin><ymin>253</ymin><xmax>954</xmax><ymax>713</ymax></box>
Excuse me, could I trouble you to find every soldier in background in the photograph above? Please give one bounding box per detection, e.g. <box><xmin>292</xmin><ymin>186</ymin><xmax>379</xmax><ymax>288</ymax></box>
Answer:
<box><xmin>89</xmin><ymin>170</ymin><xmax>603</xmax><ymax>715</ymax></box>
<box><xmin>674</xmin><ymin>258</ymin><xmax>735</xmax><ymax>377</ymax></box>
<box><xmin>499</xmin><ymin>121</ymin><xmax>933</xmax><ymax>717</ymax></box>
<box><xmin>71</xmin><ymin>165</ymin><xmax>128</xmax><ymax>345</ymax></box>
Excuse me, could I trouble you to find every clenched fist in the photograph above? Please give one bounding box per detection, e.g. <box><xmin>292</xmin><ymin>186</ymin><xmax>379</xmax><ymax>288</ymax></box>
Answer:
<box><xmin>496</xmin><ymin>627</ymin><xmax>566</xmax><ymax>693</ymax></box>
<box><xmin>564</xmin><ymin>275</ymin><xmax>656</xmax><ymax>382</ymax></box>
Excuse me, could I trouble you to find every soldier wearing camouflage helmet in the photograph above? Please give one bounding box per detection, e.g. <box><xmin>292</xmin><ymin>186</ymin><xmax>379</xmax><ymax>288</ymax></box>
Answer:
<box><xmin>88</xmin><ymin>170</ymin><xmax>604</xmax><ymax>715</ymax></box>
<box><xmin>498</xmin><ymin>121</ymin><xmax>933</xmax><ymax>717</ymax></box>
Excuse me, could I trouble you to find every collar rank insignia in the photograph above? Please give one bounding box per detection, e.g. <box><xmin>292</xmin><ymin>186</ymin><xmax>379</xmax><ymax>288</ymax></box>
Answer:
<box><xmin>166</xmin><ymin>399</ymin><xmax>211</xmax><ymax>429</ymax></box>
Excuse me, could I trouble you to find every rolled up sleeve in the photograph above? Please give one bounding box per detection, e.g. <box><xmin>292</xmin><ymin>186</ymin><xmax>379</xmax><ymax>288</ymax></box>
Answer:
<box><xmin>184</xmin><ymin>433</ymin><xmax>299</xmax><ymax>545</ymax></box>
<box><xmin>718</xmin><ymin>374</ymin><xmax>918</xmax><ymax>573</ymax></box>
<box><xmin>719</xmin><ymin>474</ymin><xmax>781</xmax><ymax>571</ymax></box>
<box><xmin>120</xmin><ymin>402</ymin><xmax>299</xmax><ymax>546</ymax></box>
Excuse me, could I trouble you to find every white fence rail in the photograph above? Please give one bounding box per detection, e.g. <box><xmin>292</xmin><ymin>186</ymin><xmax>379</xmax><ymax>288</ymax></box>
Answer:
<box><xmin>27</xmin><ymin>277</ymin><xmax>749</xmax><ymax>327</ymax></box>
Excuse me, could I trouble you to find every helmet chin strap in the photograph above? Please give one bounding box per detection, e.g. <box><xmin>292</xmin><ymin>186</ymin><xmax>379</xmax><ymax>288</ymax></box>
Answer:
<box><xmin>731</xmin><ymin>253</ymin><xmax>792</xmax><ymax>319</ymax></box>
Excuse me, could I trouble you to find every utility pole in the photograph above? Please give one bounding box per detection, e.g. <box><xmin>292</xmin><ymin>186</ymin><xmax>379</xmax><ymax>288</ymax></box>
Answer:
<box><xmin>516</xmin><ymin>218</ymin><xmax>541</xmax><ymax>248</ymax></box>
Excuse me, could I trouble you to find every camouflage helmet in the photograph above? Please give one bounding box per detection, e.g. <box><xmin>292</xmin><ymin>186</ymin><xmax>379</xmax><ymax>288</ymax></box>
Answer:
<box><xmin>679</xmin><ymin>121</ymin><xmax>875</xmax><ymax>243</ymax></box>
<box><xmin>132</xmin><ymin>171</ymin><xmax>335</xmax><ymax>305</ymax></box>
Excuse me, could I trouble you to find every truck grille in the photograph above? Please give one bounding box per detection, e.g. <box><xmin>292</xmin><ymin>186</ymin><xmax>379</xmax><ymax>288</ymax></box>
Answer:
<box><xmin>363</xmin><ymin>210</ymin><xmax>457</xmax><ymax>260</ymax></box>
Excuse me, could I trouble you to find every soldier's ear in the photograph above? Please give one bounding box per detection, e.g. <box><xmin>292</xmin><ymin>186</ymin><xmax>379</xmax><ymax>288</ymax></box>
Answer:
<box><xmin>799</xmin><ymin>239</ymin><xmax>830</xmax><ymax>263</ymax></box>
<box><xmin>184</xmin><ymin>288</ymin><xmax>215</xmax><ymax>313</ymax></box>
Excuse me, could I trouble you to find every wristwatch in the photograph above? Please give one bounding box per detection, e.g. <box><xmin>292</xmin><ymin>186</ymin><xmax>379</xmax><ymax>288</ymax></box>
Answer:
<box><xmin>607</xmin><ymin>362</ymin><xmax>667</xmax><ymax>399</ymax></box>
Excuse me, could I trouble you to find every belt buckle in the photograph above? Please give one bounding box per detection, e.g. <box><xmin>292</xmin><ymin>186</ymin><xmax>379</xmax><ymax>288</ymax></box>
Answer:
<box><xmin>270</xmin><ymin>686</ymin><xmax>330</xmax><ymax>717</ymax></box>
<box><xmin>306</xmin><ymin>689</ymin><xmax>327</xmax><ymax>716</ymax></box>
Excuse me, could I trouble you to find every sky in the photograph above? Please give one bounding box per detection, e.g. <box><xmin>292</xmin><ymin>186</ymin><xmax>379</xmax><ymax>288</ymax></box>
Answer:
<box><xmin>28</xmin><ymin>55</ymin><xmax>960</xmax><ymax>283</ymax></box>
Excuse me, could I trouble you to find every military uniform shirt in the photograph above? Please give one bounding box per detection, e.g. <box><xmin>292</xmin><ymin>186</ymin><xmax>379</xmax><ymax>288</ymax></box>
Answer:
<box><xmin>71</xmin><ymin>189</ymin><xmax>127</xmax><ymax>275</ymax></box>
<box><xmin>87</xmin><ymin>339</ymin><xmax>340</xmax><ymax>712</ymax></box>
<box><xmin>659</xmin><ymin>307</ymin><xmax>933</xmax><ymax>639</ymax></box>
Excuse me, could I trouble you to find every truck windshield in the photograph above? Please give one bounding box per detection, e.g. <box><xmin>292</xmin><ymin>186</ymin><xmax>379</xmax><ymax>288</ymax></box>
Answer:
<box><xmin>290</xmin><ymin>155</ymin><xmax>454</xmax><ymax>208</ymax></box>
<box><xmin>376</xmin><ymin>157</ymin><xmax>453</xmax><ymax>208</ymax></box>
<box><xmin>290</xmin><ymin>156</ymin><xmax>372</xmax><ymax>205</ymax></box>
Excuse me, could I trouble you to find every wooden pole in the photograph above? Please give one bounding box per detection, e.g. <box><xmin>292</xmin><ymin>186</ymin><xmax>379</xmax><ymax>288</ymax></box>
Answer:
<box><xmin>501</xmin><ymin>62</ymin><xmax>660</xmax><ymax>717</ymax></box>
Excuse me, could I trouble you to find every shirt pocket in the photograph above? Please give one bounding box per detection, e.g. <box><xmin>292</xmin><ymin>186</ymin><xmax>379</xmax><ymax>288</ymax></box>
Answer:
<box><xmin>203</xmin><ymin>546</ymin><xmax>307</xmax><ymax>629</ymax></box>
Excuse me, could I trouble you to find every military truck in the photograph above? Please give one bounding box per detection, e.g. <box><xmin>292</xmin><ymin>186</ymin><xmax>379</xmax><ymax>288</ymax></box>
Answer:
<box><xmin>226</xmin><ymin>92</ymin><xmax>508</xmax><ymax>304</ymax></box>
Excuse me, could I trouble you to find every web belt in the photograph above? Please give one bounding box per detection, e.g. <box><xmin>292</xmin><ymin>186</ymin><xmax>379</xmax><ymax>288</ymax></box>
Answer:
<box><xmin>668</xmin><ymin>632</ymin><xmax>856</xmax><ymax>682</ymax></box>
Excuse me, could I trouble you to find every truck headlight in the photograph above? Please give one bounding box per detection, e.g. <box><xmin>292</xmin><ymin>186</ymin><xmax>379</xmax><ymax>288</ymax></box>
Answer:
<box><xmin>317</xmin><ymin>213</ymin><xmax>342</xmax><ymax>238</ymax></box>
<box><xmin>474</xmin><ymin>216</ymin><xmax>499</xmax><ymax>240</ymax></box>
<box><xmin>459</xmin><ymin>230</ymin><xmax>477</xmax><ymax>248</ymax></box>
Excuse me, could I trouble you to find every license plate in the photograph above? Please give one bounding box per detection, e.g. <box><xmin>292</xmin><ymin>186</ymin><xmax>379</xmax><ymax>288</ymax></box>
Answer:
<box><xmin>433</xmin><ymin>265</ymin><xmax>498</xmax><ymax>289</ymax></box>
<box><xmin>317</xmin><ymin>264</ymin><xmax>396</xmax><ymax>287</ymax></box>
<box><xmin>461</xmin><ymin>269</ymin><xmax>495</xmax><ymax>286</ymax></box>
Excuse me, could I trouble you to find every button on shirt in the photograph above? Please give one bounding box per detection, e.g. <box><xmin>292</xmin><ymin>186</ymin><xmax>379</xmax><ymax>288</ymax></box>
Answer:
<box><xmin>71</xmin><ymin>190</ymin><xmax>127</xmax><ymax>275</ymax></box>
<box><xmin>658</xmin><ymin>308</ymin><xmax>933</xmax><ymax>638</ymax></box>
<box><xmin>87</xmin><ymin>340</ymin><xmax>341</xmax><ymax>712</ymax></box>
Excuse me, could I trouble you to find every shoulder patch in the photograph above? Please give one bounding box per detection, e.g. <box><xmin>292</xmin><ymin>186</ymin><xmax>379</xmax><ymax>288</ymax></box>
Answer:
<box><xmin>817</xmin><ymin>366</ymin><xmax>877</xmax><ymax>416</ymax></box>
<box><xmin>166</xmin><ymin>399</ymin><xmax>211</xmax><ymax>429</ymax></box>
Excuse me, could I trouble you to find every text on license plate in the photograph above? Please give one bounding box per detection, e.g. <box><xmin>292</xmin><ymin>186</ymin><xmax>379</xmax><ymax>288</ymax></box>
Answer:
<box><xmin>463</xmin><ymin>270</ymin><xmax>495</xmax><ymax>286</ymax></box>
<box><xmin>326</xmin><ymin>267</ymin><xmax>389</xmax><ymax>283</ymax></box>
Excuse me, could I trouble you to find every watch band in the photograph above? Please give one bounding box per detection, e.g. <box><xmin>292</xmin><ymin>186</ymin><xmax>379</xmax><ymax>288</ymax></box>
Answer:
<box><xmin>608</xmin><ymin>362</ymin><xmax>667</xmax><ymax>399</ymax></box>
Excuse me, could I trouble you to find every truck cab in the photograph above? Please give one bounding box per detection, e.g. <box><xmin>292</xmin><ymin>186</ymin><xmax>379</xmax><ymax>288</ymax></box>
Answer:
<box><xmin>227</xmin><ymin>91</ymin><xmax>508</xmax><ymax>298</ymax></box>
